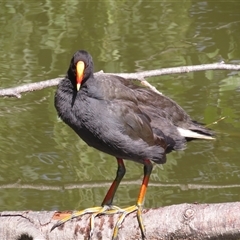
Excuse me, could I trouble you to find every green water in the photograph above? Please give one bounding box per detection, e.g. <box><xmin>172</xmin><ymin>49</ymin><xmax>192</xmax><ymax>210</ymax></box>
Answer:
<box><xmin>0</xmin><ymin>1</ymin><xmax>239</xmax><ymax>213</ymax></box>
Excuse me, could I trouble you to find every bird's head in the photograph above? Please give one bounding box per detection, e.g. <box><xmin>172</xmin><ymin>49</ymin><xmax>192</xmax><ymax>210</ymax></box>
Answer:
<box><xmin>68</xmin><ymin>50</ymin><xmax>94</xmax><ymax>91</ymax></box>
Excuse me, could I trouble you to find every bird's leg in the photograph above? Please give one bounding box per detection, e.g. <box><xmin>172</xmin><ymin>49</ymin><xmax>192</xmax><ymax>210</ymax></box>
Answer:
<box><xmin>102</xmin><ymin>158</ymin><xmax>126</xmax><ymax>206</ymax></box>
<box><xmin>136</xmin><ymin>159</ymin><xmax>153</xmax><ymax>239</ymax></box>
<box><xmin>89</xmin><ymin>158</ymin><xmax>126</xmax><ymax>235</ymax></box>
<box><xmin>112</xmin><ymin>159</ymin><xmax>153</xmax><ymax>240</ymax></box>
<box><xmin>51</xmin><ymin>158</ymin><xmax>126</xmax><ymax>233</ymax></box>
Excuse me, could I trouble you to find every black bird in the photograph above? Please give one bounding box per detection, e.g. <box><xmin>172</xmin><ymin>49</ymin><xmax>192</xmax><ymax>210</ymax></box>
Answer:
<box><xmin>52</xmin><ymin>50</ymin><xmax>214</xmax><ymax>239</ymax></box>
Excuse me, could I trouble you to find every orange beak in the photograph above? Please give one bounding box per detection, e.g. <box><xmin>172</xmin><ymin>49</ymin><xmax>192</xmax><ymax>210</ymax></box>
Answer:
<box><xmin>76</xmin><ymin>61</ymin><xmax>85</xmax><ymax>91</ymax></box>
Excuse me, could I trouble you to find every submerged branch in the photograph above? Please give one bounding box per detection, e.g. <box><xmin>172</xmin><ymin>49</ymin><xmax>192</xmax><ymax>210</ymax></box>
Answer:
<box><xmin>1</xmin><ymin>180</ymin><xmax>240</xmax><ymax>191</ymax></box>
<box><xmin>0</xmin><ymin>63</ymin><xmax>239</xmax><ymax>98</ymax></box>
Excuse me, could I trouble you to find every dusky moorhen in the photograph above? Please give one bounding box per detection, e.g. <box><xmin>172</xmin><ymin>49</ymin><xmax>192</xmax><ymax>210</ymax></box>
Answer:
<box><xmin>52</xmin><ymin>50</ymin><xmax>214</xmax><ymax>239</ymax></box>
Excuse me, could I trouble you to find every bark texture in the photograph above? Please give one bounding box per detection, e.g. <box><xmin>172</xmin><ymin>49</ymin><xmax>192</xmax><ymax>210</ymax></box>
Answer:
<box><xmin>1</xmin><ymin>202</ymin><xmax>240</xmax><ymax>240</ymax></box>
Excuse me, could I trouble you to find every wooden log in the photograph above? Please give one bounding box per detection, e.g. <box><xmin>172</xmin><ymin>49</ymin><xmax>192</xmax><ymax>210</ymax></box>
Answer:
<box><xmin>1</xmin><ymin>202</ymin><xmax>240</xmax><ymax>240</ymax></box>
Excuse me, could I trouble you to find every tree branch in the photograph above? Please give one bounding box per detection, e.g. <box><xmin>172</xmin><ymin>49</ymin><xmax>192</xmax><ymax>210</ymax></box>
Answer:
<box><xmin>0</xmin><ymin>63</ymin><xmax>239</xmax><ymax>98</ymax></box>
<box><xmin>1</xmin><ymin>202</ymin><xmax>240</xmax><ymax>240</ymax></box>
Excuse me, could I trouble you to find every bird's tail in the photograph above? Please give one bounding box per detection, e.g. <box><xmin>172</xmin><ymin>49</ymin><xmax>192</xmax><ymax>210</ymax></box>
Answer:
<box><xmin>177</xmin><ymin>127</ymin><xmax>215</xmax><ymax>140</ymax></box>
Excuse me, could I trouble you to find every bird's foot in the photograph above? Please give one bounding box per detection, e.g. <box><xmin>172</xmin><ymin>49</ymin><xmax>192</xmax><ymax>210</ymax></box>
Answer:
<box><xmin>50</xmin><ymin>205</ymin><xmax>123</xmax><ymax>234</ymax></box>
<box><xmin>50</xmin><ymin>205</ymin><xmax>145</xmax><ymax>239</ymax></box>
<box><xmin>89</xmin><ymin>205</ymin><xmax>123</xmax><ymax>237</ymax></box>
<box><xmin>111</xmin><ymin>204</ymin><xmax>146</xmax><ymax>240</ymax></box>
<box><xmin>50</xmin><ymin>206</ymin><xmax>103</xmax><ymax>231</ymax></box>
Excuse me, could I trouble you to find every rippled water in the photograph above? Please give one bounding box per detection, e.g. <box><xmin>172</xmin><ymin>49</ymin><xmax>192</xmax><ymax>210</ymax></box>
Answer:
<box><xmin>0</xmin><ymin>1</ymin><xmax>240</xmax><ymax>212</ymax></box>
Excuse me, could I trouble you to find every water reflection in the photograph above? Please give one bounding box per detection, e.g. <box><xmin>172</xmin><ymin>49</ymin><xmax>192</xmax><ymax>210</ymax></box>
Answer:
<box><xmin>189</xmin><ymin>1</ymin><xmax>240</xmax><ymax>63</ymax></box>
<box><xmin>0</xmin><ymin>1</ymin><xmax>240</xmax><ymax>212</ymax></box>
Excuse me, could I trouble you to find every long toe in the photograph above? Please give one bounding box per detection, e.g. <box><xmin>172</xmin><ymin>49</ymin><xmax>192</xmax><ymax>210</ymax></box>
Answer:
<box><xmin>51</xmin><ymin>206</ymin><xmax>104</xmax><ymax>231</ymax></box>
<box><xmin>112</xmin><ymin>205</ymin><xmax>146</xmax><ymax>240</ymax></box>
<box><xmin>90</xmin><ymin>205</ymin><xmax>124</xmax><ymax>237</ymax></box>
<box><xmin>137</xmin><ymin>206</ymin><xmax>146</xmax><ymax>239</ymax></box>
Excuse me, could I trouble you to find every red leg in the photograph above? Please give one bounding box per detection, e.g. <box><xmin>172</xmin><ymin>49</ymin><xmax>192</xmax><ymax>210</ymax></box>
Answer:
<box><xmin>51</xmin><ymin>158</ymin><xmax>126</xmax><ymax>233</ymax></box>
<box><xmin>137</xmin><ymin>159</ymin><xmax>153</xmax><ymax>239</ymax></box>
<box><xmin>102</xmin><ymin>158</ymin><xmax>126</xmax><ymax>206</ymax></box>
<box><xmin>112</xmin><ymin>159</ymin><xmax>153</xmax><ymax>240</ymax></box>
<box><xmin>137</xmin><ymin>159</ymin><xmax>153</xmax><ymax>207</ymax></box>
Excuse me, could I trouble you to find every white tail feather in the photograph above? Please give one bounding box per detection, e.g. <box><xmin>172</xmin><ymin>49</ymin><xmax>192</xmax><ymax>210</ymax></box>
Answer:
<box><xmin>177</xmin><ymin>127</ymin><xmax>215</xmax><ymax>140</ymax></box>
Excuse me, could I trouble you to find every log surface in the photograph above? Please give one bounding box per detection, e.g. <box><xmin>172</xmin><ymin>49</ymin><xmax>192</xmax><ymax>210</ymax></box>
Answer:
<box><xmin>1</xmin><ymin>202</ymin><xmax>240</xmax><ymax>240</ymax></box>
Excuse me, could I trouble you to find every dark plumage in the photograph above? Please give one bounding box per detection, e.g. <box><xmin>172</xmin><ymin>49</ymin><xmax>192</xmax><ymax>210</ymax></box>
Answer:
<box><xmin>53</xmin><ymin>50</ymin><xmax>214</xmax><ymax>239</ymax></box>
